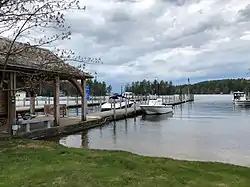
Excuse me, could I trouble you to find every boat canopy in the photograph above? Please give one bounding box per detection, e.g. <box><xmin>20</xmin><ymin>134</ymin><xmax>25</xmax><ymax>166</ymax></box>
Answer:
<box><xmin>233</xmin><ymin>91</ymin><xmax>244</xmax><ymax>94</ymax></box>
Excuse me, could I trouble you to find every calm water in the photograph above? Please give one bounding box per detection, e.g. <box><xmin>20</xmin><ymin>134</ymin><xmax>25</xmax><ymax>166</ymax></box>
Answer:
<box><xmin>57</xmin><ymin>95</ymin><xmax>250</xmax><ymax>166</ymax></box>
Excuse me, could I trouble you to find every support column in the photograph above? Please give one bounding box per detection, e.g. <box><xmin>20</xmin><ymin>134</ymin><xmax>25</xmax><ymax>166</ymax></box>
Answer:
<box><xmin>81</xmin><ymin>79</ymin><xmax>87</xmax><ymax>121</ymax></box>
<box><xmin>53</xmin><ymin>76</ymin><xmax>60</xmax><ymax>126</ymax></box>
<box><xmin>7</xmin><ymin>72</ymin><xmax>16</xmax><ymax>135</ymax></box>
<box><xmin>28</xmin><ymin>90</ymin><xmax>35</xmax><ymax>114</ymax></box>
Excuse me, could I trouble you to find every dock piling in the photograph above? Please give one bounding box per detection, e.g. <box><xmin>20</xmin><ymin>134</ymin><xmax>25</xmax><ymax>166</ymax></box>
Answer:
<box><xmin>133</xmin><ymin>100</ymin><xmax>136</xmax><ymax>115</ymax></box>
<box><xmin>125</xmin><ymin>98</ymin><xmax>128</xmax><ymax>117</ymax></box>
<box><xmin>113</xmin><ymin>99</ymin><xmax>116</xmax><ymax>120</ymax></box>
<box><xmin>66</xmin><ymin>96</ymin><xmax>69</xmax><ymax>106</ymax></box>
<box><xmin>76</xmin><ymin>96</ymin><xmax>78</xmax><ymax>105</ymax></box>
<box><xmin>119</xmin><ymin>97</ymin><xmax>122</xmax><ymax>109</ymax></box>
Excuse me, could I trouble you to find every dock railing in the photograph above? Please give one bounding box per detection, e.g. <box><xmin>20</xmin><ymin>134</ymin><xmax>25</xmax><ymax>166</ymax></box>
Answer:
<box><xmin>15</xmin><ymin>94</ymin><xmax>194</xmax><ymax>108</ymax></box>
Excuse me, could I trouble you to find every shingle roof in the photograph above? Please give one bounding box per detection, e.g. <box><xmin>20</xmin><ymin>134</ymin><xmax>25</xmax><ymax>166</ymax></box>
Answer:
<box><xmin>0</xmin><ymin>37</ymin><xmax>93</xmax><ymax>79</ymax></box>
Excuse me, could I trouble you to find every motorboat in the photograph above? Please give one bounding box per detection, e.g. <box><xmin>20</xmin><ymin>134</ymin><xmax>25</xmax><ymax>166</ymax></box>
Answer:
<box><xmin>232</xmin><ymin>91</ymin><xmax>250</xmax><ymax>106</ymax></box>
<box><xmin>140</xmin><ymin>97</ymin><xmax>173</xmax><ymax>115</ymax></box>
<box><xmin>101</xmin><ymin>94</ymin><xmax>134</xmax><ymax>111</ymax></box>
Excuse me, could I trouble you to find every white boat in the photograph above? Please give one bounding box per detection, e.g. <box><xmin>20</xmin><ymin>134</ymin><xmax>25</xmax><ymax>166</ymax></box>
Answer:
<box><xmin>140</xmin><ymin>98</ymin><xmax>173</xmax><ymax>115</ymax></box>
<box><xmin>232</xmin><ymin>91</ymin><xmax>250</xmax><ymax>106</ymax></box>
<box><xmin>101</xmin><ymin>95</ymin><xmax>134</xmax><ymax>111</ymax></box>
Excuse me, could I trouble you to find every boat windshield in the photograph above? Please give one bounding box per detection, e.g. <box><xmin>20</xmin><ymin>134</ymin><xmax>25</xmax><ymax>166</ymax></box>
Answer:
<box><xmin>148</xmin><ymin>98</ymin><xmax>163</xmax><ymax>105</ymax></box>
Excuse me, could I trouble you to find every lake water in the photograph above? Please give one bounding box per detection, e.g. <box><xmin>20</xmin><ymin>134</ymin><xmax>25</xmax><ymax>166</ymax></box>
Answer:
<box><xmin>57</xmin><ymin>95</ymin><xmax>250</xmax><ymax>166</ymax></box>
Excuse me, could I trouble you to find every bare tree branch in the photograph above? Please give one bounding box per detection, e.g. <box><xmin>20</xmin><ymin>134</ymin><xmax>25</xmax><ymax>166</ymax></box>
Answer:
<box><xmin>0</xmin><ymin>0</ymin><xmax>97</xmax><ymax>92</ymax></box>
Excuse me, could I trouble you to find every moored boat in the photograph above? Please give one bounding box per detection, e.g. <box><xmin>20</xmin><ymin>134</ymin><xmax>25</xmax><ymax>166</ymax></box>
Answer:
<box><xmin>101</xmin><ymin>94</ymin><xmax>134</xmax><ymax>111</ymax></box>
<box><xmin>232</xmin><ymin>91</ymin><xmax>250</xmax><ymax>106</ymax></box>
<box><xmin>140</xmin><ymin>98</ymin><xmax>173</xmax><ymax>115</ymax></box>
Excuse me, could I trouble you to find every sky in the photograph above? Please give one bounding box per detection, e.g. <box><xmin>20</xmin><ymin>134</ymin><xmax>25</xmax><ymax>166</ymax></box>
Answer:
<box><xmin>15</xmin><ymin>0</ymin><xmax>250</xmax><ymax>91</ymax></box>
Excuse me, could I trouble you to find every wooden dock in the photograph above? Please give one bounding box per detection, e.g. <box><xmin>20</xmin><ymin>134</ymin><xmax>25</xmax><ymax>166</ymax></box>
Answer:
<box><xmin>19</xmin><ymin>107</ymin><xmax>142</xmax><ymax>139</ymax></box>
<box><xmin>1</xmin><ymin>94</ymin><xmax>195</xmax><ymax>139</ymax></box>
<box><xmin>16</xmin><ymin>94</ymin><xmax>194</xmax><ymax>113</ymax></box>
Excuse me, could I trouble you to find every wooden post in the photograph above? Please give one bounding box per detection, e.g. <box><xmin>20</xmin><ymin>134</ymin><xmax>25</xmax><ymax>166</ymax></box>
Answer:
<box><xmin>81</xmin><ymin>79</ymin><xmax>87</xmax><ymax>121</ymax></box>
<box><xmin>113</xmin><ymin>98</ymin><xmax>116</xmax><ymax>120</ymax></box>
<box><xmin>26</xmin><ymin>123</ymin><xmax>30</xmax><ymax>132</ymax></box>
<box><xmin>133</xmin><ymin>100</ymin><xmax>136</xmax><ymax>115</ymax></box>
<box><xmin>36</xmin><ymin>97</ymin><xmax>38</xmax><ymax>106</ymax></box>
<box><xmin>7</xmin><ymin>72</ymin><xmax>16</xmax><ymax>135</ymax></box>
<box><xmin>76</xmin><ymin>95</ymin><xmax>78</xmax><ymax>105</ymax></box>
<box><xmin>66</xmin><ymin>96</ymin><xmax>69</xmax><ymax>106</ymax></box>
<box><xmin>125</xmin><ymin>98</ymin><xmax>128</xmax><ymax>117</ymax></box>
<box><xmin>119</xmin><ymin>97</ymin><xmax>122</xmax><ymax>109</ymax></box>
<box><xmin>53</xmin><ymin>76</ymin><xmax>60</xmax><ymax>126</ymax></box>
<box><xmin>99</xmin><ymin>96</ymin><xmax>102</xmax><ymax>108</ymax></box>
<box><xmin>28</xmin><ymin>90</ymin><xmax>35</xmax><ymax>114</ymax></box>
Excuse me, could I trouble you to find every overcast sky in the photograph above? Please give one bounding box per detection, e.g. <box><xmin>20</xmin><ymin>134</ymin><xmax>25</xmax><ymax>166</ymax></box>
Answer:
<box><xmin>57</xmin><ymin>0</ymin><xmax>250</xmax><ymax>91</ymax></box>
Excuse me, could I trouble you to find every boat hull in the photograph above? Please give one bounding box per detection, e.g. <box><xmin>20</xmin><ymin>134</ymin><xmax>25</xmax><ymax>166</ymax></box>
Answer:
<box><xmin>101</xmin><ymin>102</ymin><xmax>134</xmax><ymax>111</ymax></box>
<box><xmin>234</xmin><ymin>100</ymin><xmax>250</xmax><ymax>106</ymax></box>
<box><xmin>140</xmin><ymin>105</ymin><xmax>173</xmax><ymax>115</ymax></box>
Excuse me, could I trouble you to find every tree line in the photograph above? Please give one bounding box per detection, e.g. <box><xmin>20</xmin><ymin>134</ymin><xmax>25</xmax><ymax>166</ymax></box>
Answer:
<box><xmin>40</xmin><ymin>79</ymin><xmax>112</xmax><ymax>96</ymax></box>
<box><xmin>39</xmin><ymin>78</ymin><xmax>250</xmax><ymax>97</ymax></box>
<box><xmin>124</xmin><ymin>78</ymin><xmax>250</xmax><ymax>95</ymax></box>
<box><xmin>124</xmin><ymin>80</ymin><xmax>176</xmax><ymax>95</ymax></box>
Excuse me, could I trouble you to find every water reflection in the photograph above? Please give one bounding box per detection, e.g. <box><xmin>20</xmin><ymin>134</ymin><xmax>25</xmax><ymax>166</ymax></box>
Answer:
<box><xmin>58</xmin><ymin>131</ymin><xmax>89</xmax><ymax>148</ymax></box>
<box><xmin>233</xmin><ymin>105</ymin><xmax>250</xmax><ymax>114</ymax></box>
<box><xmin>125</xmin><ymin>119</ymin><xmax>128</xmax><ymax>135</ymax></box>
<box><xmin>81</xmin><ymin>130</ymin><xmax>89</xmax><ymax>148</ymax></box>
<box><xmin>141</xmin><ymin>113</ymin><xmax>173</xmax><ymax>122</ymax></box>
<box><xmin>99</xmin><ymin>126</ymin><xmax>103</xmax><ymax>138</ymax></box>
<box><xmin>57</xmin><ymin>95</ymin><xmax>250</xmax><ymax>166</ymax></box>
<box><xmin>112</xmin><ymin>122</ymin><xmax>117</xmax><ymax>144</ymax></box>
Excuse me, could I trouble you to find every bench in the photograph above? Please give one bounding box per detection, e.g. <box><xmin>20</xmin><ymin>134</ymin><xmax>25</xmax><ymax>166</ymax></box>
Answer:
<box><xmin>0</xmin><ymin>117</ymin><xmax>7</xmax><ymax>127</ymax></box>
<box><xmin>16</xmin><ymin>117</ymin><xmax>53</xmax><ymax>132</ymax></box>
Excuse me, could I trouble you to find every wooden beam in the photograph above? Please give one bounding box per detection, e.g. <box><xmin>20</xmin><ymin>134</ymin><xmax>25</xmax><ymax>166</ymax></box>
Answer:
<box><xmin>53</xmin><ymin>76</ymin><xmax>60</xmax><ymax>126</ymax></box>
<box><xmin>7</xmin><ymin>72</ymin><xmax>16</xmax><ymax>135</ymax></box>
<box><xmin>81</xmin><ymin>79</ymin><xmax>87</xmax><ymax>121</ymax></box>
<box><xmin>28</xmin><ymin>90</ymin><xmax>35</xmax><ymax>114</ymax></box>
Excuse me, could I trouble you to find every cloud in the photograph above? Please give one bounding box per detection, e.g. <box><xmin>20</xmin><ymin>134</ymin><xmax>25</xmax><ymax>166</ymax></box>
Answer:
<box><xmin>53</xmin><ymin>0</ymin><xmax>250</xmax><ymax>89</ymax></box>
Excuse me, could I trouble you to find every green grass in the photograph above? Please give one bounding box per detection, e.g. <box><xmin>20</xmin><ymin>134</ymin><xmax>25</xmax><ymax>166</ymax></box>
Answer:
<box><xmin>1</xmin><ymin>139</ymin><xmax>250</xmax><ymax>187</ymax></box>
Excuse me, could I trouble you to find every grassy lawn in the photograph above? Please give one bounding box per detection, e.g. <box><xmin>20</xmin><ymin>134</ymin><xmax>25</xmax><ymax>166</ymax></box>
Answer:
<box><xmin>0</xmin><ymin>139</ymin><xmax>250</xmax><ymax>187</ymax></box>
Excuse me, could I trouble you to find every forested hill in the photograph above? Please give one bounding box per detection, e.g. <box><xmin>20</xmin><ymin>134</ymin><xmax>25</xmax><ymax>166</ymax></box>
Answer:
<box><xmin>186</xmin><ymin>78</ymin><xmax>250</xmax><ymax>94</ymax></box>
<box><xmin>125</xmin><ymin>78</ymin><xmax>250</xmax><ymax>95</ymax></box>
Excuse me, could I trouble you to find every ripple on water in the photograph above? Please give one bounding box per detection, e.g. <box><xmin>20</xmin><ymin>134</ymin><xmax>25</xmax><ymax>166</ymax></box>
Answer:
<box><xmin>58</xmin><ymin>95</ymin><xmax>250</xmax><ymax>166</ymax></box>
